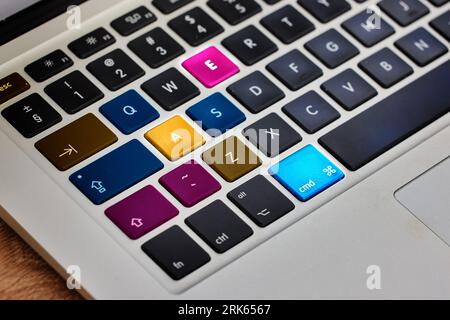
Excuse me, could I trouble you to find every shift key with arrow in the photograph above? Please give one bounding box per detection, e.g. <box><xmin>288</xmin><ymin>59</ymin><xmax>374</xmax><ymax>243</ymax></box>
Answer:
<box><xmin>35</xmin><ymin>113</ymin><xmax>117</xmax><ymax>171</ymax></box>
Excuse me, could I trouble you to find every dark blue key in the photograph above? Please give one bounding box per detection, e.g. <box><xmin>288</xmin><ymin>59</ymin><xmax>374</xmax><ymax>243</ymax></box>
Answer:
<box><xmin>68</xmin><ymin>27</ymin><xmax>115</xmax><ymax>59</ymax></box>
<box><xmin>25</xmin><ymin>50</ymin><xmax>73</xmax><ymax>82</ymax></box>
<box><xmin>430</xmin><ymin>10</ymin><xmax>450</xmax><ymax>42</ymax></box>
<box><xmin>227</xmin><ymin>71</ymin><xmax>285</xmax><ymax>114</ymax></box>
<box><xmin>260</xmin><ymin>5</ymin><xmax>315</xmax><ymax>44</ymax></box>
<box><xmin>111</xmin><ymin>6</ymin><xmax>156</xmax><ymax>36</ymax></box>
<box><xmin>428</xmin><ymin>0</ymin><xmax>449</xmax><ymax>6</ymax></box>
<box><xmin>298</xmin><ymin>0</ymin><xmax>351</xmax><ymax>23</ymax></box>
<box><xmin>222</xmin><ymin>25</ymin><xmax>278</xmax><ymax>66</ymax></box>
<box><xmin>342</xmin><ymin>10</ymin><xmax>395</xmax><ymax>47</ymax></box>
<box><xmin>186</xmin><ymin>93</ymin><xmax>246</xmax><ymax>137</ymax></box>
<box><xmin>152</xmin><ymin>0</ymin><xmax>193</xmax><ymax>14</ymax></box>
<box><xmin>395</xmin><ymin>28</ymin><xmax>448</xmax><ymax>67</ymax></box>
<box><xmin>321</xmin><ymin>69</ymin><xmax>377</xmax><ymax>111</ymax></box>
<box><xmin>70</xmin><ymin>140</ymin><xmax>163</xmax><ymax>205</ymax></box>
<box><xmin>243</xmin><ymin>113</ymin><xmax>302</xmax><ymax>157</ymax></box>
<box><xmin>2</xmin><ymin>93</ymin><xmax>62</xmax><ymax>138</ymax></box>
<box><xmin>185</xmin><ymin>200</ymin><xmax>253</xmax><ymax>253</ymax></box>
<box><xmin>359</xmin><ymin>48</ymin><xmax>413</xmax><ymax>88</ymax></box>
<box><xmin>305</xmin><ymin>29</ymin><xmax>360</xmax><ymax>69</ymax></box>
<box><xmin>283</xmin><ymin>91</ymin><xmax>340</xmax><ymax>134</ymax></box>
<box><xmin>99</xmin><ymin>90</ymin><xmax>159</xmax><ymax>134</ymax></box>
<box><xmin>141</xmin><ymin>225</ymin><xmax>210</xmax><ymax>280</ymax></box>
<box><xmin>267</xmin><ymin>49</ymin><xmax>323</xmax><ymax>91</ymax></box>
<box><xmin>378</xmin><ymin>0</ymin><xmax>429</xmax><ymax>26</ymax></box>
<box><xmin>208</xmin><ymin>0</ymin><xmax>262</xmax><ymax>25</ymax></box>
<box><xmin>319</xmin><ymin>60</ymin><xmax>450</xmax><ymax>171</ymax></box>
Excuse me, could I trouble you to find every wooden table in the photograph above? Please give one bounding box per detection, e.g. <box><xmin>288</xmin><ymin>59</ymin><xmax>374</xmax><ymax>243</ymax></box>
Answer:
<box><xmin>0</xmin><ymin>218</ymin><xmax>82</xmax><ymax>300</ymax></box>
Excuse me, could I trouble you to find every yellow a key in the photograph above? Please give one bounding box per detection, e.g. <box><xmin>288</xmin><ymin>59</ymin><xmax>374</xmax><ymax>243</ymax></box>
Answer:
<box><xmin>145</xmin><ymin>116</ymin><xmax>205</xmax><ymax>161</ymax></box>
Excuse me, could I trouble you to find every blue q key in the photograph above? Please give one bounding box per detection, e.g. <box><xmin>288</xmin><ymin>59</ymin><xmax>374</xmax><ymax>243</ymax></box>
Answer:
<box><xmin>69</xmin><ymin>140</ymin><xmax>163</xmax><ymax>205</ymax></box>
<box><xmin>269</xmin><ymin>145</ymin><xmax>344</xmax><ymax>201</ymax></box>
<box><xmin>100</xmin><ymin>90</ymin><xmax>159</xmax><ymax>134</ymax></box>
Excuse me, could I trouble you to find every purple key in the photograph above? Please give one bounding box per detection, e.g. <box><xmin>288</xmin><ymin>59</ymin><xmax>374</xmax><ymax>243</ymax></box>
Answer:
<box><xmin>159</xmin><ymin>160</ymin><xmax>221</xmax><ymax>207</ymax></box>
<box><xmin>105</xmin><ymin>185</ymin><xmax>178</xmax><ymax>240</ymax></box>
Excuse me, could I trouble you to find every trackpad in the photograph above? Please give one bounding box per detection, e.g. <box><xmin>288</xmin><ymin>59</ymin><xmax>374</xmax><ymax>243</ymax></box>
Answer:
<box><xmin>395</xmin><ymin>157</ymin><xmax>450</xmax><ymax>246</ymax></box>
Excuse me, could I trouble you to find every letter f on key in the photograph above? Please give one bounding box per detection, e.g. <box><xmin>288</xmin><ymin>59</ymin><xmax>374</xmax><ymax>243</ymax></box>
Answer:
<box><xmin>205</xmin><ymin>59</ymin><xmax>218</xmax><ymax>71</ymax></box>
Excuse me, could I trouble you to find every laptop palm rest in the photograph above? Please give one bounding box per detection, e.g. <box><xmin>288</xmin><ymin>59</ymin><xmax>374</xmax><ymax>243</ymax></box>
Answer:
<box><xmin>395</xmin><ymin>157</ymin><xmax>450</xmax><ymax>246</ymax></box>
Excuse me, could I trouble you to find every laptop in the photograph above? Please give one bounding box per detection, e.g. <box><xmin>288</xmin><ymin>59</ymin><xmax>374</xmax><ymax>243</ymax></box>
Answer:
<box><xmin>0</xmin><ymin>0</ymin><xmax>449</xmax><ymax>299</ymax></box>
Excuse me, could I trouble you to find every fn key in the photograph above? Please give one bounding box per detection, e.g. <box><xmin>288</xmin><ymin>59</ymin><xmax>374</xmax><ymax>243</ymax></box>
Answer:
<box><xmin>142</xmin><ymin>226</ymin><xmax>210</xmax><ymax>280</ymax></box>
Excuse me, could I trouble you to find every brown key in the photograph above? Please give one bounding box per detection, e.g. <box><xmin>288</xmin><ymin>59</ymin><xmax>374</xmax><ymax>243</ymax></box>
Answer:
<box><xmin>35</xmin><ymin>113</ymin><xmax>117</xmax><ymax>171</ymax></box>
<box><xmin>202</xmin><ymin>136</ymin><xmax>261</xmax><ymax>182</ymax></box>
<box><xmin>0</xmin><ymin>73</ymin><xmax>30</xmax><ymax>105</ymax></box>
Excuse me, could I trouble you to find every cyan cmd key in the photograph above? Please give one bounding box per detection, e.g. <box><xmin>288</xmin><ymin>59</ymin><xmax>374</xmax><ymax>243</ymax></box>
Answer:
<box><xmin>269</xmin><ymin>145</ymin><xmax>344</xmax><ymax>201</ymax></box>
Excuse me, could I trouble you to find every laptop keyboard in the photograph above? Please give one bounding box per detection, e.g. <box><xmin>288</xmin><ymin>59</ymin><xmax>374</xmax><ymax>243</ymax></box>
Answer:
<box><xmin>0</xmin><ymin>0</ymin><xmax>449</xmax><ymax>289</ymax></box>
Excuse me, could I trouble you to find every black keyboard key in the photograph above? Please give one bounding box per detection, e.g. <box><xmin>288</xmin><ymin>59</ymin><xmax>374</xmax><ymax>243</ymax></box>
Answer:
<box><xmin>320</xmin><ymin>60</ymin><xmax>450</xmax><ymax>171</ymax></box>
<box><xmin>142</xmin><ymin>225</ymin><xmax>210</xmax><ymax>280</ymax></box>
<box><xmin>169</xmin><ymin>7</ymin><xmax>224</xmax><ymax>46</ymax></box>
<box><xmin>222</xmin><ymin>26</ymin><xmax>278</xmax><ymax>66</ymax></box>
<box><xmin>263</xmin><ymin>0</ymin><xmax>281</xmax><ymax>4</ymax></box>
<box><xmin>283</xmin><ymin>91</ymin><xmax>340</xmax><ymax>134</ymax></box>
<box><xmin>2</xmin><ymin>93</ymin><xmax>62</xmax><ymax>138</ymax></box>
<box><xmin>342</xmin><ymin>10</ymin><xmax>395</xmax><ymax>47</ymax></box>
<box><xmin>208</xmin><ymin>0</ymin><xmax>262</xmax><ymax>25</ymax></box>
<box><xmin>428</xmin><ymin>0</ymin><xmax>449</xmax><ymax>6</ymax></box>
<box><xmin>128</xmin><ymin>27</ymin><xmax>185</xmax><ymax>69</ymax></box>
<box><xmin>111</xmin><ymin>6</ymin><xmax>156</xmax><ymax>36</ymax></box>
<box><xmin>378</xmin><ymin>0</ymin><xmax>429</xmax><ymax>26</ymax></box>
<box><xmin>359</xmin><ymin>48</ymin><xmax>413</xmax><ymax>88</ymax></box>
<box><xmin>430</xmin><ymin>11</ymin><xmax>450</xmax><ymax>42</ymax></box>
<box><xmin>87</xmin><ymin>49</ymin><xmax>145</xmax><ymax>91</ymax></box>
<box><xmin>321</xmin><ymin>69</ymin><xmax>377</xmax><ymax>111</ymax></box>
<box><xmin>185</xmin><ymin>200</ymin><xmax>253</xmax><ymax>253</ymax></box>
<box><xmin>267</xmin><ymin>49</ymin><xmax>323</xmax><ymax>91</ymax></box>
<box><xmin>395</xmin><ymin>28</ymin><xmax>448</xmax><ymax>67</ymax></box>
<box><xmin>227</xmin><ymin>71</ymin><xmax>285</xmax><ymax>113</ymax></box>
<box><xmin>298</xmin><ymin>0</ymin><xmax>351</xmax><ymax>23</ymax></box>
<box><xmin>228</xmin><ymin>175</ymin><xmax>295</xmax><ymax>227</ymax></box>
<box><xmin>141</xmin><ymin>68</ymin><xmax>200</xmax><ymax>111</ymax></box>
<box><xmin>260</xmin><ymin>5</ymin><xmax>314</xmax><ymax>44</ymax></box>
<box><xmin>68</xmin><ymin>27</ymin><xmax>115</xmax><ymax>59</ymax></box>
<box><xmin>25</xmin><ymin>50</ymin><xmax>73</xmax><ymax>82</ymax></box>
<box><xmin>305</xmin><ymin>29</ymin><xmax>359</xmax><ymax>69</ymax></box>
<box><xmin>152</xmin><ymin>0</ymin><xmax>193</xmax><ymax>14</ymax></box>
<box><xmin>243</xmin><ymin>113</ymin><xmax>302</xmax><ymax>157</ymax></box>
<box><xmin>44</xmin><ymin>71</ymin><xmax>104</xmax><ymax>114</ymax></box>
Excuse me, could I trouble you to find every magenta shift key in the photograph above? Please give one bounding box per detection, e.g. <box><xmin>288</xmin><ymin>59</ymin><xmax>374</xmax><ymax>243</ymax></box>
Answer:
<box><xmin>105</xmin><ymin>186</ymin><xmax>178</xmax><ymax>240</ymax></box>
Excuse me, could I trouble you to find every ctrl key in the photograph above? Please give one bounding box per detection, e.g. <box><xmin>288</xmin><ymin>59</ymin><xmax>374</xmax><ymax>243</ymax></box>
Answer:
<box><xmin>142</xmin><ymin>226</ymin><xmax>210</xmax><ymax>280</ymax></box>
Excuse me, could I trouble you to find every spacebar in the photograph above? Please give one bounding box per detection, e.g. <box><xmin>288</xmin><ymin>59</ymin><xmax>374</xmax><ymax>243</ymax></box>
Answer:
<box><xmin>319</xmin><ymin>60</ymin><xmax>450</xmax><ymax>171</ymax></box>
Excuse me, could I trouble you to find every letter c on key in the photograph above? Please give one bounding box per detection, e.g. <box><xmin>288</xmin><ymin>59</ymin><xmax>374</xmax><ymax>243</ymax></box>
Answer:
<box><xmin>306</xmin><ymin>105</ymin><xmax>319</xmax><ymax>116</ymax></box>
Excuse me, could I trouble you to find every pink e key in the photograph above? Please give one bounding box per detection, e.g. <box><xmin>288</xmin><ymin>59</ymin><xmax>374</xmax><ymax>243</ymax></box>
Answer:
<box><xmin>182</xmin><ymin>46</ymin><xmax>239</xmax><ymax>88</ymax></box>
